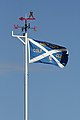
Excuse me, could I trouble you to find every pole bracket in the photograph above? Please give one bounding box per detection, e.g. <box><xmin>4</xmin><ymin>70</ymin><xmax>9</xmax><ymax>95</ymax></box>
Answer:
<box><xmin>12</xmin><ymin>31</ymin><xmax>26</xmax><ymax>45</ymax></box>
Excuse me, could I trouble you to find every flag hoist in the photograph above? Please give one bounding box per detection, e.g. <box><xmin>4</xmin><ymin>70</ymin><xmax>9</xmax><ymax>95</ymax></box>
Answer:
<box><xmin>12</xmin><ymin>11</ymin><xmax>36</xmax><ymax>120</ymax></box>
<box><xmin>12</xmin><ymin>10</ymin><xmax>68</xmax><ymax>120</ymax></box>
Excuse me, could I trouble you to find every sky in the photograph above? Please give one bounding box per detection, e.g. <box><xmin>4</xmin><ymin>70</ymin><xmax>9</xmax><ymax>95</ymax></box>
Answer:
<box><xmin>0</xmin><ymin>0</ymin><xmax>80</xmax><ymax>120</ymax></box>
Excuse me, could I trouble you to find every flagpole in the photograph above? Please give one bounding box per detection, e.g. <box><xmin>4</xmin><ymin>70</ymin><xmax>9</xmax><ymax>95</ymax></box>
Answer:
<box><xmin>24</xmin><ymin>21</ymin><xmax>28</xmax><ymax>120</ymax></box>
<box><xmin>12</xmin><ymin>11</ymin><xmax>36</xmax><ymax>120</ymax></box>
<box><xmin>12</xmin><ymin>23</ymin><xmax>28</xmax><ymax>120</ymax></box>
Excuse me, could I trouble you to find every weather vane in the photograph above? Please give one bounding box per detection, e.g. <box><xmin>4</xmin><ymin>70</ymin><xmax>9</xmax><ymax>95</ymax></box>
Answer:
<box><xmin>14</xmin><ymin>11</ymin><xmax>37</xmax><ymax>33</ymax></box>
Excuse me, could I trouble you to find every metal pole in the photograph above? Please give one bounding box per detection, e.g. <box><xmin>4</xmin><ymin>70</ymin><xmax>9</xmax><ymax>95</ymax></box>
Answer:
<box><xmin>24</xmin><ymin>29</ymin><xmax>28</xmax><ymax>120</ymax></box>
<box><xmin>12</xmin><ymin>12</ymin><xmax>35</xmax><ymax>120</ymax></box>
<box><xmin>12</xmin><ymin>31</ymin><xmax>28</xmax><ymax>120</ymax></box>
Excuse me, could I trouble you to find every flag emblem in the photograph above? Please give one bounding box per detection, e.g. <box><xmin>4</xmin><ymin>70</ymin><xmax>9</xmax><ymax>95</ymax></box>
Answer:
<box><xmin>28</xmin><ymin>38</ymin><xmax>68</xmax><ymax>68</ymax></box>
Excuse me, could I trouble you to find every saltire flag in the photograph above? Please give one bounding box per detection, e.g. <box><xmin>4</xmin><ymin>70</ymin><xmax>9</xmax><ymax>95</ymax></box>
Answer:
<box><xmin>28</xmin><ymin>38</ymin><xmax>68</xmax><ymax>68</ymax></box>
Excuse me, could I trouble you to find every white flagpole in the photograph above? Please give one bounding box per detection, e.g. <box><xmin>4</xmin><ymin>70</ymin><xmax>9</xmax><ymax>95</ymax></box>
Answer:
<box><xmin>12</xmin><ymin>11</ymin><xmax>35</xmax><ymax>120</ymax></box>
<box><xmin>12</xmin><ymin>31</ymin><xmax>28</xmax><ymax>120</ymax></box>
<box><xmin>24</xmin><ymin>32</ymin><xmax>28</xmax><ymax>120</ymax></box>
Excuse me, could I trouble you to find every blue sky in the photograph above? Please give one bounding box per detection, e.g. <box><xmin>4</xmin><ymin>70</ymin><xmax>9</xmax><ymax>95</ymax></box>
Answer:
<box><xmin>0</xmin><ymin>0</ymin><xmax>80</xmax><ymax>120</ymax></box>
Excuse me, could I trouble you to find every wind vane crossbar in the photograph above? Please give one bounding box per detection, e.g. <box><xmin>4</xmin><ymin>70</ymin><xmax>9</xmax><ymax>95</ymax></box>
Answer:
<box><xmin>19</xmin><ymin>17</ymin><xmax>35</xmax><ymax>21</ymax></box>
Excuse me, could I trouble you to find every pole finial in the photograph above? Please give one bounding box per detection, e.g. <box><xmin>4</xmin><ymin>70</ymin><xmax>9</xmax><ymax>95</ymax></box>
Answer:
<box><xmin>29</xmin><ymin>10</ymin><xmax>34</xmax><ymax>18</ymax></box>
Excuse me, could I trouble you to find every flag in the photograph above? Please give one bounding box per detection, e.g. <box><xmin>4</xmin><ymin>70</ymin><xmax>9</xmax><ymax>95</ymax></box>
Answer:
<box><xmin>28</xmin><ymin>38</ymin><xmax>68</xmax><ymax>68</ymax></box>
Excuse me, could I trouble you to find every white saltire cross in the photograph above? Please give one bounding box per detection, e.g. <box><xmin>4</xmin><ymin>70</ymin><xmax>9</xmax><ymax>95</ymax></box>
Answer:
<box><xmin>28</xmin><ymin>38</ymin><xmax>68</xmax><ymax>68</ymax></box>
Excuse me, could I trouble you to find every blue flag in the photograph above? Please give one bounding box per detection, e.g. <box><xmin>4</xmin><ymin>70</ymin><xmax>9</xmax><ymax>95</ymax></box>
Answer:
<box><xmin>28</xmin><ymin>38</ymin><xmax>68</xmax><ymax>68</ymax></box>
